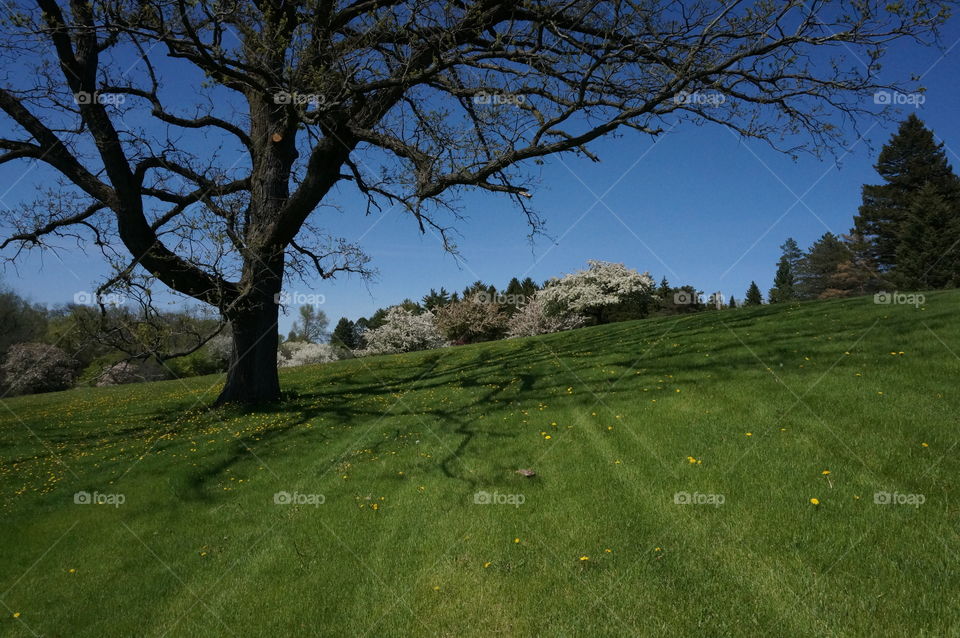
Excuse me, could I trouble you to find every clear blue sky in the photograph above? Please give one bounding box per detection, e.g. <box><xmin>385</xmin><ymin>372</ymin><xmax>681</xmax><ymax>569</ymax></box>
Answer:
<box><xmin>2</xmin><ymin>17</ymin><xmax>960</xmax><ymax>337</ymax></box>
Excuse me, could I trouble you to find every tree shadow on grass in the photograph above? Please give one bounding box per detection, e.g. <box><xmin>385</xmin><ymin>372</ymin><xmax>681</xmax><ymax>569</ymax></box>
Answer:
<box><xmin>180</xmin><ymin>302</ymin><xmax>891</xmax><ymax>499</ymax></box>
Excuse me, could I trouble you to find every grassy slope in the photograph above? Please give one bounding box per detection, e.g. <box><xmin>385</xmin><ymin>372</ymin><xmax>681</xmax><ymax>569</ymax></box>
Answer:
<box><xmin>1</xmin><ymin>292</ymin><xmax>958</xmax><ymax>637</ymax></box>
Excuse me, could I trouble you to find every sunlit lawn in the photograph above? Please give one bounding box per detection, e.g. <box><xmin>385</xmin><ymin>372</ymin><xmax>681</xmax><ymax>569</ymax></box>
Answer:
<box><xmin>1</xmin><ymin>291</ymin><xmax>958</xmax><ymax>637</ymax></box>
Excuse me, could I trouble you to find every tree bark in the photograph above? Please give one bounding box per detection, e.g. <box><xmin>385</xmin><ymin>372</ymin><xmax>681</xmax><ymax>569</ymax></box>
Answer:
<box><xmin>216</xmin><ymin>263</ymin><xmax>283</xmax><ymax>405</ymax></box>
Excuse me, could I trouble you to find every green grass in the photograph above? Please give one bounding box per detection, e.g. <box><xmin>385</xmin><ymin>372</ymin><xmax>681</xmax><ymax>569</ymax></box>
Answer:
<box><xmin>2</xmin><ymin>292</ymin><xmax>959</xmax><ymax>637</ymax></box>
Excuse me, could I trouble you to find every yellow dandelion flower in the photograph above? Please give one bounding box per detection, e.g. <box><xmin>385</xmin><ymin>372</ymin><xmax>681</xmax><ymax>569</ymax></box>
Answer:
<box><xmin>654</xmin><ymin>547</ymin><xmax>662</xmax><ymax>552</ymax></box>
<box><xmin>821</xmin><ymin>470</ymin><xmax>831</xmax><ymax>475</ymax></box>
<box><xmin>483</xmin><ymin>562</ymin><xmax>491</xmax><ymax>568</ymax></box>
<box><xmin>544</xmin><ymin>435</ymin><xmax>552</xmax><ymax>440</ymax></box>
<box><xmin>13</xmin><ymin>612</ymin><xmax>21</xmax><ymax>619</ymax></box>
<box><xmin>921</xmin><ymin>442</ymin><xmax>929</xmax><ymax>447</ymax></box>
<box><xmin>514</xmin><ymin>538</ymin><xmax>520</xmax><ymax>543</ymax></box>
<box><xmin>579</xmin><ymin>555</ymin><xmax>590</xmax><ymax>561</ymax></box>
<box><xmin>745</xmin><ymin>432</ymin><xmax>752</xmax><ymax>437</ymax></box>
<box><xmin>810</xmin><ymin>498</ymin><xmax>820</xmax><ymax>506</ymax></box>
<box><xmin>68</xmin><ymin>568</ymin><xmax>76</xmax><ymax>573</ymax></box>
<box><xmin>604</xmin><ymin>548</ymin><xmax>612</xmax><ymax>553</ymax></box>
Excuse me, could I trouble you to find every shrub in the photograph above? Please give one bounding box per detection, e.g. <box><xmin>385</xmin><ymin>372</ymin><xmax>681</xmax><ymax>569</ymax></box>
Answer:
<box><xmin>360</xmin><ymin>307</ymin><xmax>446</xmax><ymax>355</ymax></box>
<box><xmin>434</xmin><ymin>295</ymin><xmax>509</xmax><ymax>344</ymax></box>
<box><xmin>277</xmin><ymin>341</ymin><xmax>349</xmax><ymax>367</ymax></box>
<box><xmin>1</xmin><ymin>342</ymin><xmax>78</xmax><ymax>395</ymax></box>
<box><xmin>506</xmin><ymin>296</ymin><xmax>585</xmax><ymax>337</ymax></box>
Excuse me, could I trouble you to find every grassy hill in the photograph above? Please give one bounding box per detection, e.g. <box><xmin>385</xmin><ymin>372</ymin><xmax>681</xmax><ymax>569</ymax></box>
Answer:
<box><xmin>1</xmin><ymin>292</ymin><xmax>958</xmax><ymax>637</ymax></box>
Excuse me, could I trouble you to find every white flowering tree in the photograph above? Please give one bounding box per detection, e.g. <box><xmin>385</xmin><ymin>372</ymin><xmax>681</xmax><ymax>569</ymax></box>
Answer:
<box><xmin>277</xmin><ymin>342</ymin><xmax>348</xmax><ymax>368</ymax></box>
<box><xmin>361</xmin><ymin>307</ymin><xmax>446</xmax><ymax>356</ymax></box>
<box><xmin>506</xmin><ymin>297</ymin><xmax>585</xmax><ymax>338</ymax></box>
<box><xmin>539</xmin><ymin>260</ymin><xmax>655</xmax><ymax>324</ymax></box>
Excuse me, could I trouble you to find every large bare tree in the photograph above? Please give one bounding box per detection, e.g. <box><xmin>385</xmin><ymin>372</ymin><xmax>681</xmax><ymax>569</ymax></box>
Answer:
<box><xmin>0</xmin><ymin>0</ymin><xmax>950</xmax><ymax>403</ymax></box>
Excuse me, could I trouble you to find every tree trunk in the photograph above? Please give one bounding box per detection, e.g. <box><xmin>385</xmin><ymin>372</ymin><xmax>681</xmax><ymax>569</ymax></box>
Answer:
<box><xmin>216</xmin><ymin>267</ymin><xmax>283</xmax><ymax>405</ymax></box>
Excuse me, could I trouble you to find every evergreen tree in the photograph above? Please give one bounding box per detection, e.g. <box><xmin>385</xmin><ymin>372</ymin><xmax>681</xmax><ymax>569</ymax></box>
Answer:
<box><xmin>421</xmin><ymin>288</ymin><xmax>451</xmax><ymax>311</ymax></box>
<box><xmin>657</xmin><ymin>277</ymin><xmax>671</xmax><ymax>297</ymax></box>
<box><xmin>822</xmin><ymin>232</ymin><xmax>885</xmax><ymax>298</ymax></box>
<box><xmin>504</xmin><ymin>277</ymin><xmax>523</xmax><ymax>296</ymax></box>
<box><xmin>330</xmin><ymin>317</ymin><xmax>357</xmax><ymax>350</ymax></box>
<box><xmin>796</xmin><ymin>233</ymin><xmax>849</xmax><ymax>299</ymax></box>
<box><xmin>853</xmin><ymin>114</ymin><xmax>960</xmax><ymax>272</ymax></box>
<box><xmin>768</xmin><ymin>258</ymin><xmax>793</xmax><ymax>303</ymax></box>
<box><xmin>519</xmin><ymin>277</ymin><xmax>539</xmax><ymax>298</ymax></box>
<box><xmin>397</xmin><ymin>298</ymin><xmax>423</xmax><ymax>314</ymax></box>
<box><xmin>354</xmin><ymin>308</ymin><xmax>388</xmax><ymax>348</ymax></box>
<box><xmin>896</xmin><ymin>183</ymin><xmax>960</xmax><ymax>289</ymax></box>
<box><xmin>654</xmin><ymin>277</ymin><xmax>671</xmax><ymax>312</ymax></box>
<box><xmin>745</xmin><ymin>281</ymin><xmax>763</xmax><ymax>305</ymax></box>
<box><xmin>668</xmin><ymin>285</ymin><xmax>705</xmax><ymax>314</ymax></box>
<box><xmin>502</xmin><ymin>277</ymin><xmax>530</xmax><ymax>314</ymax></box>
<box><xmin>768</xmin><ymin>238</ymin><xmax>802</xmax><ymax>303</ymax></box>
<box><xmin>462</xmin><ymin>280</ymin><xmax>495</xmax><ymax>301</ymax></box>
<box><xmin>728</xmin><ymin>295</ymin><xmax>737</xmax><ymax>309</ymax></box>
<box><xmin>781</xmin><ymin>237</ymin><xmax>805</xmax><ymax>272</ymax></box>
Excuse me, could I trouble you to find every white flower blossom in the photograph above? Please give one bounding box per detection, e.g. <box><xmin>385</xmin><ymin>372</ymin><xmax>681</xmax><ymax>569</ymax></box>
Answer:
<box><xmin>360</xmin><ymin>307</ymin><xmax>447</xmax><ymax>355</ymax></box>
<box><xmin>538</xmin><ymin>260</ymin><xmax>654</xmax><ymax>318</ymax></box>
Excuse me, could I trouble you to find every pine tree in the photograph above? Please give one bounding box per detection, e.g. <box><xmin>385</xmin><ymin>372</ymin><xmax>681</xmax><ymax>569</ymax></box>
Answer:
<box><xmin>822</xmin><ymin>232</ymin><xmax>885</xmax><ymax>298</ymax></box>
<box><xmin>896</xmin><ymin>183</ymin><xmax>960</xmax><ymax>289</ymax></box>
<box><xmin>769</xmin><ymin>259</ymin><xmax>793</xmax><ymax>303</ymax></box>
<box><xmin>853</xmin><ymin>114</ymin><xmax>960</xmax><ymax>272</ymax></box>
<box><xmin>504</xmin><ymin>277</ymin><xmax>523</xmax><ymax>296</ymax></box>
<box><xmin>728</xmin><ymin>295</ymin><xmax>737</xmax><ymax>309</ymax></box>
<box><xmin>654</xmin><ymin>277</ymin><xmax>671</xmax><ymax>312</ymax></box>
<box><xmin>463</xmin><ymin>280</ymin><xmax>494</xmax><ymax>301</ymax></box>
<box><xmin>768</xmin><ymin>238</ymin><xmax>802</xmax><ymax>303</ymax></box>
<box><xmin>657</xmin><ymin>277</ymin><xmax>671</xmax><ymax>297</ymax></box>
<box><xmin>330</xmin><ymin>317</ymin><xmax>357</xmax><ymax>350</ymax></box>
<box><xmin>421</xmin><ymin>288</ymin><xmax>451</xmax><ymax>311</ymax></box>
<box><xmin>502</xmin><ymin>277</ymin><xmax>532</xmax><ymax>313</ymax></box>
<box><xmin>397</xmin><ymin>298</ymin><xmax>423</xmax><ymax>314</ymax></box>
<box><xmin>519</xmin><ymin>277</ymin><xmax>539</xmax><ymax>298</ymax></box>
<box><xmin>745</xmin><ymin>281</ymin><xmax>763</xmax><ymax>305</ymax></box>
<box><xmin>796</xmin><ymin>233</ymin><xmax>849</xmax><ymax>299</ymax></box>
